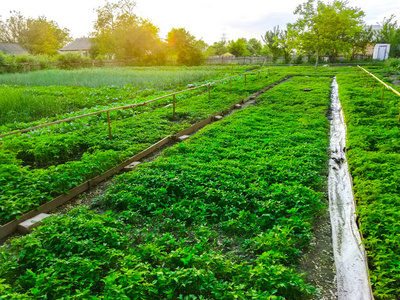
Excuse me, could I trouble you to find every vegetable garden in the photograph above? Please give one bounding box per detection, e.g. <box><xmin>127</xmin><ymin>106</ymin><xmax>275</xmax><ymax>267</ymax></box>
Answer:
<box><xmin>0</xmin><ymin>65</ymin><xmax>400</xmax><ymax>299</ymax></box>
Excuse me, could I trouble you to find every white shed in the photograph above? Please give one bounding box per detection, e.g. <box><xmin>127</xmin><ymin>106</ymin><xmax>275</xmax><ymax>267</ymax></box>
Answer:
<box><xmin>373</xmin><ymin>44</ymin><xmax>390</xmax><ymax>60</ymax></box>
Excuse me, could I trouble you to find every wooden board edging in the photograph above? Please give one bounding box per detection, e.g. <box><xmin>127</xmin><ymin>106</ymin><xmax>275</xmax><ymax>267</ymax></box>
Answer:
<box><xmin>0</xmin><ymin>79</ymin><xmax>281</xmax><ymax>240</ymax></box>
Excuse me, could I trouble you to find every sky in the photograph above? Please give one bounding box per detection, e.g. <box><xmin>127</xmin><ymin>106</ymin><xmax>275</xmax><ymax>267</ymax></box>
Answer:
<box><xmin>1</xmin><ymin>0</ymin><xmax>400</xmax><ymax>45</ymax></box>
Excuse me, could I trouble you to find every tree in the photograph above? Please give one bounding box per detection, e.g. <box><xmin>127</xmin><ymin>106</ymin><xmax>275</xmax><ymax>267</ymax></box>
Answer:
<box><xmin>92</xmin><ymin>0</ymin><xmax>163</xmax><ymax>62</ymax></box>
<box><xmin>0</xmin><ymin>11</ymin><xmax>27</xmax><ymax>44</ymax></box>
<box><xmin>246</xmin><ymin>38</ymin><xmax>262</xmax><ymax>55</ymax></box>
<box><xmin>166</xmin><ymin>28</ymin><xmax>205</xmax><ymax>65</ymax></box>
<box><xmin>0</xmin><ymin>11</ymin><xmax>70</xmax><ymax>55</ymax></box>
<box><xmin>287</xmin><ymin>0</ymin><xmax>365</xmax><ymax>68</ymax></box>
<box><xmin>262</xmin><ymin>26</ymin><xmax>288</xmax><ymax>62</ymax></box>
<box><xmin>207</xmin><ymin>41</ymin><xmax>228</xmax><ymax>56</ymax></box>
<box><xmin>374</xmin><ymin>15</ymin><xmax>400</xmax><ymax>57</ymax></box>
<box><xmin>227</xmin><ymin>38</ymin><xmax>249</xmax><ymax>57</ymax></box>
<box><xmin>25</xmin><ymin>17</ymin><xmax>70</xmax><ymax>55</ymax></box>
<box><xmin>348</xmin><ymin>25</ymin><xmax>373</xmax><ymax>60</ymax></box>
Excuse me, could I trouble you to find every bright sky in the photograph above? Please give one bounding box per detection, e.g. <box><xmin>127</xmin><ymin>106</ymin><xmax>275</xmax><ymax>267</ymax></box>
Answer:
<box><xmin>1</xmin><ymin>0</ymin><xmax>400</xmax><ymax>45</ymax></box>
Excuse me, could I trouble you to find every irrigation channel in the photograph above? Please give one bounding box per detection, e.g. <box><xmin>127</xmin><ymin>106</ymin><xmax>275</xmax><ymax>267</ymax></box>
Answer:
<box><xmin>1</xmin><ymin>76</ymin><xmax>375</xmax><ymax>299</ymax></box>
<box><xmin>328</xmin><ymin>77</ymin><xmax>372</xmax><ymax>300</ymax></box>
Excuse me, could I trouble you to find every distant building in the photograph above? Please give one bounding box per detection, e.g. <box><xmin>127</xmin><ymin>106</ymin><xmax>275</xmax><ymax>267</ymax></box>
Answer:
<box><xmin>0</xmin><ymin>43</ymin><xmax>29</xmax><ymax>55</ymax></box>
<box><xmin>59</xmin><ymin>38</ymin><xmax>92</xmax><ymax>55</ymax></box>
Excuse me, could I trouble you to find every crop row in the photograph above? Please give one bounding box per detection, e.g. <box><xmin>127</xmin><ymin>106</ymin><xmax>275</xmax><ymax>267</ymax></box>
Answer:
<box><xmin>0</xmin><ymin>72</ymin><xmax>284</xmax><ymax>225</ymax></box>
<box><xmin>336</xmin><ymin>73</ymin><xmax>400</xmax><ymax>300</ymax></box>
<box><xmin>0</xmin><ymin>76</ymin><xmax>332</xmax><ymax>299</ymax></box>
<box><xmin>0</xmin><ymin>66</ymin><xmax>257</xmax><ymax>127</ymax></box>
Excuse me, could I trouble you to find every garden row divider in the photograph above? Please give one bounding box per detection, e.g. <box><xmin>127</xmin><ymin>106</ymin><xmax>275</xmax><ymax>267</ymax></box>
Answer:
<box><xmin>0</xmin><ymin>77</ymin><xmax>289</xmax><ymax>240</ymax></box>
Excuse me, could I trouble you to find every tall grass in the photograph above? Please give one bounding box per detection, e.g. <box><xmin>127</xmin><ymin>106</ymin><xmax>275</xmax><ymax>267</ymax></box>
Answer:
<box><xmin>0</xmin><ymin>88</ymin><xmax>64</xmax><ymax>125</ymax></box>
<box><xmin>0</xmin><ymin>66</ymin><xmax>236</xmax><ymax>88</ymax></box>
<box><xmin>0</xmin><ymin>66</ymin><xmax>249</xmax><ymax>125</ymax></box>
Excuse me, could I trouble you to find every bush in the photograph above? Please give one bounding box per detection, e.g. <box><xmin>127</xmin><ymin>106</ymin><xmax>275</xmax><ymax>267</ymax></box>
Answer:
<box><xmin>385</xmin><ymin>58</ymin><xmax>400</xmax><ymax>73</ymax></box>
<box><xmin>57</xmin><ymin>52</ymin><xmax>92</xmax><ymax>70</ymax></box>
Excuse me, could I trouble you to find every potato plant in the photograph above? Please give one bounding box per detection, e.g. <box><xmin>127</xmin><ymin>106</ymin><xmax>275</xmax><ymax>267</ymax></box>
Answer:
<box><xmin>0</xmin><ymin>72</ymin><xmax>285</xmax><ymax>225</ymax></box>
<box><xmin>0</xmin><ymin>76</ymin><xmax>332</xmax><ymax>299</ymax></box>
<box><xmin>337</xmin><ymin>73</ymin><xmax>400</xmax><ymax>300</ymax></box>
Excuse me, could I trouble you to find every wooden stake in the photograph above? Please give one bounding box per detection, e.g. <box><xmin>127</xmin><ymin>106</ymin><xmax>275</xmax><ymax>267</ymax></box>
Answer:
<box><xmin>371</xmin><ymin>79</ymin><xmax>375</xmax><ymax>93</ymax></box>
<box><xmin>366</xmin><ymin>74</ymin><xmax>369</xmax><ymax>88</ymax></box>
<box><xmin>381</xmin><ymin>86</ymin><xmax>385</xmax><ymax>105</ymax></box>
<box><xmin>173</xmin><ymin>94</ymin><xmax>176</xmax><ymax>120</ymax></box>
<box><xmin>258</xmin><ymin>71</ymin><xmax>260</xmax><ymax>80</ymax></box>
<box><xmin>106</xmin><ymin>111</ymin><xmax>112</xmax><ymax>139</ymax></box>
<box><xmin>230</xmin><ymin>78</ymin><xmax>232</xmax><ymax>93</ymax></box>
<box><xmin>362</xmin><ymin>72</ymin><xmax>366</xmax><ymax>84</ymax></box>
<box><xmin>245</xmin><ymin>74</ymin><xmax>247</xmax><ymax>86</ymax></box>
<box><xmin>208</xmin><ymin>84</ymin><xmax>211</xmax><ymax>100</ymax></box>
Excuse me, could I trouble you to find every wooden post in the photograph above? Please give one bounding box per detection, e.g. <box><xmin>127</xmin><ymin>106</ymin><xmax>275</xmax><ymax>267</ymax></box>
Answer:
<box><xmin>366</xmin><ymin>74</ymin><xmax>369</xmax><ymax>88</ymax></box>
<box><xmin>371</xmin><ymin>79</ymin><xmax>375</xmax><ymax>93</ymax></box>
<box><xmin>245</xmin><ymin>74</ymin><xmax>247</xmax><ymax>86</ymax></box>
<box><xmin>230</xmin><ymin>78</ymin><xmax>232</xmax><ymax>93</ymax></box>
<box><xmin>258</xmin><ymin>71</ymin><xmax>260</xmax><ymax>80</ymax></box>
<box><xmin>381</xmin><ymin>86</ymin><xmax>385</xmax><ymax>105</ymax></box>
<box><xmin>208</xmin><ymin>83</ymin><xmax>211</xmax><ymax>100</ymax></box>
<box><xmin>106</xmin><ymin>111</ymin><xmax>112</xmax><ymax>139</ymax></box>
<box><xmin>362</xmin><ymin>72</ymin><xmax>366</xmax><ymax>84</ymax></box>
<box><xmin>173</xmin><ymin>94</ymin><xmax>176</xmax><ymax>120</ymax></box>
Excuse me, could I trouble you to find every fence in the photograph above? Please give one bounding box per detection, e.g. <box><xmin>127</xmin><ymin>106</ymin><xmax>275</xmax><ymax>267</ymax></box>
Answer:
<box><xmin>206</xmin><ymin>56</ymin><xmax>272</xmax><ymax>65</ymax></box>
<box><xmin>205</xmin><ymin>54</ymin><xmax>373</xmax><ymax>66</ymax></box>
<box><xmin>357</xmin><ymin>65</ymin><xmax>400</xmax><ymax>121</ymax></box>
<box><xmin>0</xmin><ymin>68</ymin><xmax>271</xmax><ymax>140</ymax></box>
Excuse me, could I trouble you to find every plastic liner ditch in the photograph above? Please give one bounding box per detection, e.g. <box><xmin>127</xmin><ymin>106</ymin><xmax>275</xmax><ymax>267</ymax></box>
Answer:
<box><xmin>328</xmin><ymin>77</ymin><xmax>372</xmax><ymax>300</ymax></box>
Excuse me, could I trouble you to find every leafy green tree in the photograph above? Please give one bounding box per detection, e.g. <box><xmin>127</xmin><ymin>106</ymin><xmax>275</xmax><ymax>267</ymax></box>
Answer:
<box><xmin>287</xmin><ymin>0</ymin><xmax>365</xmax><ymax>68</ymax></box>
<box><xmin>227</xmin><ymin>38</ymin><xmax>249</xmax><ymax>57</ymax></box>
<box><xmin>25</xmin><ymin>17</ymin><xmax>70</xmax><ymax>55</ymax></box>
<box><xmin>0</xmin><ymin>11</ymin><xmax>27</xmax><ymax>44</ymax></box>
<box><xmin>348</xmin><ymin>25</ymin><xmax>373</xmax><ymax>60</ymax></box>
<box><xmin>374</xmin><ymin>15</ymin><xmax>400</xmax><ymax>57</ymax></box>
<box><xmin>206</xmin><ymin>41</ymin><xmax>228</xmax><ymax>56</ymax></box>
<box><xmin>93</xmin><ymin>0</ymin><xmax>163</xmax><ymax>62</ymax></box>
<box><xmin>166</xmin><ymin>28</ymin><xmax>204</xmax><ymax>65</ymax></box>
<box><xmin>262</xmin><ymin>26</ymin><xmax>287</xmax><ymax>62</ymax></box>
<box><xmin>246</xmin><ymin>38</ymin><xmax>262</xmax><ymax>55</ymax></box>
<box><xmin>0</xmin><ymin>11</ymin><xmax>70</xmax><ymax>55</ymax></box>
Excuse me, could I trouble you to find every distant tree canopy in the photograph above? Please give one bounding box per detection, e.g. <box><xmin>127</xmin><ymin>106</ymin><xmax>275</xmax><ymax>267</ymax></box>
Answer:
<box><xmin>207</xmin><ymin>41</ymin><xmax>228</xmax><ymax>56</ymax></box>
<box><xmin>374</xmin><ymin>15</ymin><xmax>400</xmax><ymax>57</ymax></box>
<box><xmin>0</xmin><ymin>11</ymin><xmax>70</xmax><ymax>55</ymax></box>
<box><xmin>166</xmin><ymin>28</ymin><xmax>205</xmax><ymax>65</ymax></box>
<box><xmin>287</xmin><ymin>0</ymin><xmax>365</xmax><ymax>68</ymax></box>
<box><xmin>92</xmin><ymin>0</ymin><xmax>206</xmax><ymax>65</ymax></box>
<box><xmin>262</xmin><ymin>26</ymin><xmax>292</xmax><ymax>63</ymax></box>
<box><xmin>92</xmin><ymin>0</ymin><xmax>165</xmax><ymax>63</ymax></box>
<box><xmin>227</xmin><ymin>39</ymin><xmax>249</xmax><ymax>57</ymax></box>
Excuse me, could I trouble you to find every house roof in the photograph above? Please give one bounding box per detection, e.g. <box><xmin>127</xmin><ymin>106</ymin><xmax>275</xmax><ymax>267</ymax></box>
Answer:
<box><xmin>0</xmin><ymin>43</ymin><xmax>29</xmax><ymax>55</ymax></box>
<box><xmin>59</xmin><ymin>38</ymin><xmax>91</xmax><ymax>52</ymax></box>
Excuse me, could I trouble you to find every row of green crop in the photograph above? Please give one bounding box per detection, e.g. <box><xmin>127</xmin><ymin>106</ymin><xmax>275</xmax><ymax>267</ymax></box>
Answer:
<box><xmin>0</xmin><ymin>76</ymin><xmax>332</xmax><ymax>299</ymax></box>
<box><xmin>0</xmin><ymin>66</ymin><xmax>257</xmax><ymax>126</ymax></box>
<box><xmin>336</xmin><ymin>74</ymin><xmax>400</xmax><ymax>300</ymax></box>
<box><xmin>0</xmin><ymin>72</ymin><xmax>285</xmax><ymax>225</ymax></box>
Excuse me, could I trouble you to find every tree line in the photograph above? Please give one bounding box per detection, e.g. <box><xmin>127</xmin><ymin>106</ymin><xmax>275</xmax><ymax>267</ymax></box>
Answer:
<box><xmin>0</xmin><ymin>0</ymin><xmax>399</xmax><ymax>67</ymax></box>
<box><xmin>265</xmin><ymin>0</ymin><xmax>400</xmax><ymax>68</ymax></box>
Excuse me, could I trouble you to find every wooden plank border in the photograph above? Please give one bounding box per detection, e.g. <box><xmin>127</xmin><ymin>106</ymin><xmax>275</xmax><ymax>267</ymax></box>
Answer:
<box><xmin>0</xmin><ymin>78</ymin><xmax>284</xmax><ymax>240</ymax></box>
